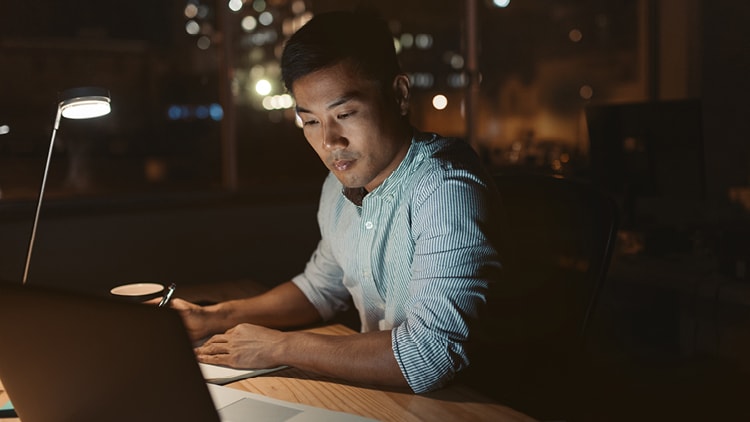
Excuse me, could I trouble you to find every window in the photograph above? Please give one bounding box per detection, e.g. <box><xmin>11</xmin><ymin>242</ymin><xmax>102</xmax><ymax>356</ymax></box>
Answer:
<box><xmin>0</xmin><ymin>1</ymin><xmax>672</xmax><ymax>201</ymax></box>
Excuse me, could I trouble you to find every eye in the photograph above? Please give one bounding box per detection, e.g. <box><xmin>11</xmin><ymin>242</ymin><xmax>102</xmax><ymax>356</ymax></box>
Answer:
<box><xmin>302</xmin><ymin>119</ymin><xmax>319</xmax><ymax>127</ymax></box>
<box><xmin>337</xmin><ymin>110</ymin><xmax>355</xmax><ymax>119</ymax></box>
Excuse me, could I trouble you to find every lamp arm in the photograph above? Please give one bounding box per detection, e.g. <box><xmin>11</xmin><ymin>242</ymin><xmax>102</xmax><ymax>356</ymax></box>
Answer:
<box><xmin>22</xmin><ymin>107</ymin><xmax>62</xmax><ymax>284</ymax></box>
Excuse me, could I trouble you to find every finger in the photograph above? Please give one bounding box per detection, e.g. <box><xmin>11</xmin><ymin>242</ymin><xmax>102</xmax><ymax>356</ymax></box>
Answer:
<box><xmin>197</xmin><ymin>352</ymin><xmax>231</xmax><ymax>366</ymax></box>
<box><xmin>196</xmin><ymin>341</ymin><xmax>231</xmax><ymax>355</ymax></box>
<box><xmin>202</xmin><ymin>334</ymin><xmax>228</xmax><ymax>345</ymax></box>
<box><xmin>168</xmin><ymin>298</ymin><xmax>193</xmax><ymax>310</ymax></box>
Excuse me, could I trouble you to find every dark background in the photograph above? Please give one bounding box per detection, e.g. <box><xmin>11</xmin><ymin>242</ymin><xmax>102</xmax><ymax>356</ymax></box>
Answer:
<box><xmin>1</xmin><ymin>1</ymin><xmax>749</xmax><ymax>420</ymax></box>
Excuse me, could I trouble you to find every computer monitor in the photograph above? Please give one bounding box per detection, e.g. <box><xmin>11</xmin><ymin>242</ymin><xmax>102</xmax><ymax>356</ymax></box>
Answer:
<box><xmin>585</xmin><ymin>99</ymin><xmax>706</xmax><ymax>228</ymax></box>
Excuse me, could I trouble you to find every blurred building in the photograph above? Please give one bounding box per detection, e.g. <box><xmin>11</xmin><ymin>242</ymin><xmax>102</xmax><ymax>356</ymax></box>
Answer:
<box><xmin>0</xmin><ymin>0</ymin><xmax>746</xmax><ymax>207</ymax></box>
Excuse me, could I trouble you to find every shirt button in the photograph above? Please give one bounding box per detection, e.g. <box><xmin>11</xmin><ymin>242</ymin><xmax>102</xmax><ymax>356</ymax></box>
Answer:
<box><xmin>365</xmin><ymin>221</ymin><xmax>374</xmax><ymax>230</ymax></box>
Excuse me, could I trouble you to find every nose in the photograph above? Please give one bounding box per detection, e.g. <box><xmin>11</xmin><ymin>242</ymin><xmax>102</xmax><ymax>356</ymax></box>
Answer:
<box><xmin>322</xmin><ymin>122</ymin><xmax>347</xmax><ymax>151</ymax></box>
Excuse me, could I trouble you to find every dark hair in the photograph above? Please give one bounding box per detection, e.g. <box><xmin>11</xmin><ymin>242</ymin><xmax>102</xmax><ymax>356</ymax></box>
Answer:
<box><xmin>281</xmin><ymin>10</ymin><xmax>402</xmax><ymax>93</ymax></box>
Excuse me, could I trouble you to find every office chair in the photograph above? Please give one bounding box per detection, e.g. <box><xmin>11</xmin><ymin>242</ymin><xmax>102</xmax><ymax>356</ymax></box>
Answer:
<box><xmin>464</xmin><ymin>171</ymin><xmax>619</xmax><ymax>421</ymax></box>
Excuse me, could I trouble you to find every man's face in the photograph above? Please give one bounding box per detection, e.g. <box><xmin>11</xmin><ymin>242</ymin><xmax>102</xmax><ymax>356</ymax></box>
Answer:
<box><xmin>292</xmin><ymin>60</ymin><xmax>411</xmax><ymax>192</ymax></box>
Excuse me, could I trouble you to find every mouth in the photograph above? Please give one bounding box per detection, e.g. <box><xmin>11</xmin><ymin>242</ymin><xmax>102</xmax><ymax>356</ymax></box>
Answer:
<box><xmin>329</xmin><ymin>153</ymin><xmax>357</xmax><ymax>172</ymax></box>
<box><xmin>331</xmin><ymin>159</ymin><xmax>354</xmax><ymax>172</ymax></box>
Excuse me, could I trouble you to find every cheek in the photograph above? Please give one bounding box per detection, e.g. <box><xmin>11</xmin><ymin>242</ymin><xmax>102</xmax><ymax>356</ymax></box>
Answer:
<box><xmin>302</xmin><ymin>128</ymin><xmax>319</xmax><ymax>147</ymax></box>
<box><xmin>303</xmin><ymin>132</ymin><xmax>326</xmax><ymax>158</ymax></box>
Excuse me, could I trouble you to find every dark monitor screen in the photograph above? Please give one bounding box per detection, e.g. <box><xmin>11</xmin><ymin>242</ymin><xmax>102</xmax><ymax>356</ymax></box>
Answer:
<box><xmin>585</xmin><ymin>99</ymin><xmax>705</xmax><ymax>200</ymax></box>
<box><xmin>584</xmin><ymin>99</ymin><xmax>706</xmax><ymax>228</ymax></box>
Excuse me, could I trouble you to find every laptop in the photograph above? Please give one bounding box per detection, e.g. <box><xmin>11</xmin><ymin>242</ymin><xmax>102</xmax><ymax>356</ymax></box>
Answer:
<box><xmin>0</xmin><ymin>281</ymin><xmax>376</xmax><ymax>422</ymax></box>
<box><xmin>0</xmin><ymin>281</ymin><xmax>221</xmax><ymax>421</ymax></box>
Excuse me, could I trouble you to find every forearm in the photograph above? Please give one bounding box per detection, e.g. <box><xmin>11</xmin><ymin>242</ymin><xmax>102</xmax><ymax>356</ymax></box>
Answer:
<box><xmin>276</xmin><ymin>329</ymin><xmax>408</xmax><ymax>389</ymax></box>
<box><xmin>204</xmin><ymin>281</ymin><xmax>322</xmax><ymax>334</ymax></box>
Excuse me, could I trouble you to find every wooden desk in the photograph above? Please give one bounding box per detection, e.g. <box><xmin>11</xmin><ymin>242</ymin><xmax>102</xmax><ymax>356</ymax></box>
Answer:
<box><xmin>175</xmin><ymin>280</ymin><xmax>536</xmax><ymax>420</ymax></box>
<box><xmin>0</xmin><ymin>281</ymin><xmax>535</xmax><ymax>422</ymax></box>
<box><xmin>222</xmin><ymin>323</ymin><xmax>534</xmax><ymax>422</ymax></box>
<box><xmin>0</xmin><ymin>324</ymin><xmax>532</xmax><ymax>422</ymax></box>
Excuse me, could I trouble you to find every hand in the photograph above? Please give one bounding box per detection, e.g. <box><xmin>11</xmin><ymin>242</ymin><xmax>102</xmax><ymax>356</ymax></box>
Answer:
<box><xmin>168</xmin><ymin>298</ymin><xmax>214</xmax><ymax>342</ymax></box>
<box><xmin>143</xmin><ymin>297</ymin><xmax>213</xmax><ymax>342</ymax></box>
<box><xmin>195</xmin><ymin>323</ymin><xmax>284</xmax><ymax>369</ymax></box>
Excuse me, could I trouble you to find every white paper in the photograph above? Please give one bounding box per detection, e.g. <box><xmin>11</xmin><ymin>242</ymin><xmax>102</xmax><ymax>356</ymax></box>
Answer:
<box><xmin>199</xmin><ymin>362</ymin><xmax>287</xmax><ymax>385</ymax></box>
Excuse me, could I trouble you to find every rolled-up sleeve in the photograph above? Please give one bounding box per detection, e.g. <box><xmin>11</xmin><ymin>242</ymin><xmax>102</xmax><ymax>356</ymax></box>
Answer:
<box><xmin>292</xmin><ymin>237</ymin><xmax>351</xmax><ymax>321</ymax></box>
<box><xmin>392</xmin><ymin>170</ymin><xmax>500</xmax><ymax>393</ymax></box>
<box><xmin>291</xmin><ymin>174</ymin><xmax>353</xmax><ymax>321</ymax></box>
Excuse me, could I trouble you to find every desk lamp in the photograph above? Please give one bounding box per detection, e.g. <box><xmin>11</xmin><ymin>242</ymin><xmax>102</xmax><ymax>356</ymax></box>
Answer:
<box><xmin>22</xmin><ymin>87</ymin><xmax>111</xmax><ymax>284</ymax></box>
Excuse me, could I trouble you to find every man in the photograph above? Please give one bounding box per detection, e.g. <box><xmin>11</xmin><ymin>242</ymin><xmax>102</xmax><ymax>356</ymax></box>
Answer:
<box><xmin>171</xmin><ymin>10</ymin><xmax>501</xmax><ymax>394</ymax></box>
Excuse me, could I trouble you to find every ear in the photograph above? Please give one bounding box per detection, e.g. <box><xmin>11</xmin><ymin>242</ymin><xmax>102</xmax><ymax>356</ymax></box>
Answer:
<box><xmin>392</xmin><ymin>74</ymin><xmax>411</xmax><ymax>116</ymax></box>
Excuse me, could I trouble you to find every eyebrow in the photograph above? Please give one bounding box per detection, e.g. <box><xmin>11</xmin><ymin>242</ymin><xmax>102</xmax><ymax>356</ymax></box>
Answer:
<box><xmin>295</xmin><ymin>91</ymin><xmax>363</xmax><ymax>114</ymax></box>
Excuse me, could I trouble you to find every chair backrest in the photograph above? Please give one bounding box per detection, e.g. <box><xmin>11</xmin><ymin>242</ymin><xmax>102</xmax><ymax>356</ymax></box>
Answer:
<box><xmin>464</xmin><ymin>171</ymin><xmax>619</xmax><ymax>419</ymax></box>
<box><xmin>485</xmin><ymin>171</ymin><xmax>619</xmax><ymax>348</ymax></box>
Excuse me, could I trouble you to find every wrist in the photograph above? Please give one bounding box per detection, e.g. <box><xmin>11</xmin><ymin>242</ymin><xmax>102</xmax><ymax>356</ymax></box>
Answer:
<box><xmin>202</xmin><ymin>301</ymin><xmax>234</xmax><ymax>336</ymax></box>
<box><xmin>272</xmin><ymin>330</ymin><xmax>304</xmax><ymax>367</ymax></box>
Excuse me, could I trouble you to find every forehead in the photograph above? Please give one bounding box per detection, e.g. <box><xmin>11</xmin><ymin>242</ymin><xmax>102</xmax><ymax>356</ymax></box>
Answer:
<box><xmin>292</xmin><ymin>61</ymin><xmax>383</xmax><ymax>112</ymax></box>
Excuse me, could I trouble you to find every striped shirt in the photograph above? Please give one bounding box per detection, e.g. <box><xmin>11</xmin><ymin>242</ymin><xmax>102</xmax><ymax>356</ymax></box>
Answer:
<box><xmin>292</xmin><ymin>131</ymin><xmax>501</xmax><ymax>393</ymax></box>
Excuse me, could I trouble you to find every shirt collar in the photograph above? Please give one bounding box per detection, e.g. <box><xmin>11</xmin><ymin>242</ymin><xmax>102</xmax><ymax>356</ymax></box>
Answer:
<box><xmin>342</xmin><ymin>186</ymin><xmax>367</xmax><ymax>206</ymax></box>
<box><xmin>341</xmin><ymin>130</ymin><xmax>433</xmax><ymax>206</ymax></box>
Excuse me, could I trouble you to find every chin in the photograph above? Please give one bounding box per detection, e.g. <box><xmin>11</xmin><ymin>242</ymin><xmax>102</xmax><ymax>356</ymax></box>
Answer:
<box><xmin>339</xmin><ymin>177</ymin><xmax>366</xmax><ymax>190</ymax></box>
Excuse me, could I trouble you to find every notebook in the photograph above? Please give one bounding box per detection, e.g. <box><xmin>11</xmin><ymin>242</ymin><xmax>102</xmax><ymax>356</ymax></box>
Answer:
<box><xmin>0</xmin><ymin>281</ymin><xmax>375</xmax><ymax>422</ymax></box>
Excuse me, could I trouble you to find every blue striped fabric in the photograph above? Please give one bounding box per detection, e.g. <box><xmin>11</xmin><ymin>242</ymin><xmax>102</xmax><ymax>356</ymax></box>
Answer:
<box><xmin>292</xmin><ymin>131</ymin><xmax>501</xmax><ymax>393</ymax></box>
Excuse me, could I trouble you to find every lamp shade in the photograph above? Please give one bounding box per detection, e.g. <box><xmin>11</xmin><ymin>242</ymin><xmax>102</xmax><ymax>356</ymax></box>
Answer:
<box><xmin>59</xmin><ymin>87</ymin><xmax>111</xmax><ymax>119</ymax></box>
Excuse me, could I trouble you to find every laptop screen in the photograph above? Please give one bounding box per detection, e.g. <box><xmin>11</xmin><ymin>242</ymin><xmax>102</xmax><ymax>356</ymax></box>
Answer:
<box><xmin>0</xmin><ymin>281</ymin><xmax>220</xmax><ymax>422</ymax></box>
